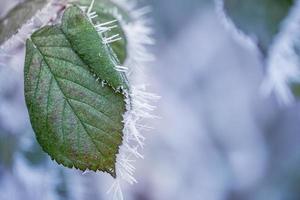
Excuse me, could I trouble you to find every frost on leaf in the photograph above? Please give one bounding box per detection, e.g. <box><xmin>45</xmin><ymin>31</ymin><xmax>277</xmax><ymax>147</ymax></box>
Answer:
<box><xmin>0</xmin><ymin>0</ymin><xmax>49</xmax><ymax>46</ymax></box>
<box><xmin>24</xmin><ymin>6</ymin><xmax>128</xmax><ymax>177</ymax></box>
<box><xmin>71</xmin><ymin>0</ymin><xmax>128</xmax><ymax>64</ymax></box>
<box><xmin>219</xmin><ymin>0</ymin><xmax>300</xmax><ymax>104</ymax></box>
<box><xmin>222</xmin><ymin>0</ymin><xmax>294</xmax><ymax>56</ymax></box>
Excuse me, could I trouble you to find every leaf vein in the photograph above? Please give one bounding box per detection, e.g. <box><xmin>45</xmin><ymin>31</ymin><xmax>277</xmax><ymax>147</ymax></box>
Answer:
<box><xmin>30</xmin><ymin>59</ymin><xmax>43</xmax><ymax>111</ymax></box>
<box><xmin>83</xmin><ymin>121</ymin><xmax>120</xmax><ymax>145</ymax></box>
<box><xmin>55</xmin><ymin>75</ymin><xmax>120</xmax><ymax>107</ymax></box>
<box><xmin>68</xmin><ymin>97</ymin><xmax>120</xmax><ymax>127</ymax></box>
<box><xmin>34</xmin><ymin>44</ymin><xmax>107</xmax><ymax>160</ymax></box>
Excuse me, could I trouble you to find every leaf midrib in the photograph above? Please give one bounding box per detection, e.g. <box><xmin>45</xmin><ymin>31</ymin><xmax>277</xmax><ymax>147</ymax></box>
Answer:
<box><xmin>31</xmin><ymin>39</ymin><xmax>110</xmax><ymax>163</ymax></box>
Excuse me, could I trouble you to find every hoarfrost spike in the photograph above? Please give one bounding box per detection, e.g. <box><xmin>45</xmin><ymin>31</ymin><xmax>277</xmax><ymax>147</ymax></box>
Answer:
<box><xmin>214</xmin><ymin>0</ymin><xmax>257</xmax><ymax>51</ymax></box>
<box><xmin>0</xmin><ymin>0</ymin><xmax>66</xmax><ymax>51</ymax></box>
<box><xmin>103</xmin><ymin>34</ymin><xmax>122</xmax><ymax>44</ymax></box>
<box><xmin>261</xmin><ymin>0</ymin><xmax>300</xmax><ymax>104</ymax></box>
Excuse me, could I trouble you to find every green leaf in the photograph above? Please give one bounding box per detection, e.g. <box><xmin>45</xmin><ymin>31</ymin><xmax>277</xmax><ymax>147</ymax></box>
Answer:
<box><xmin>24</xmin><ymin>6</ymin><xmax>128</xmax><ymax>177</ymax></box>
<box><xmin>61</xmin><ymin>6</ymin><xmax>128</xmax><ymax>90</ymax></box>
<box><xmin>72</xmin><ymin>0</ymin><xmax>129</xmax><ymax>64</ymax></box>
<box><xmin>223</xmin><ymin>0</ymin><xmax>294</xmax><ymax>56</ymax></box>
<box><xmin>0</xmin><ymin>0</ymin><xmax>49</xmax><ymax>45</ymax></box>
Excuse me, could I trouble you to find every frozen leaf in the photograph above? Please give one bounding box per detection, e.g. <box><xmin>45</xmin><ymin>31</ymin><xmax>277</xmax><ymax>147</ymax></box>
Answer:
<box><xmin>72</xmin><ymin>0</ymin><xmax>128</xmax><ymax>64</ymax></box>
<box><xmin>24</xmin><ymin>6</ymin><xmax>128</xmax><ymax>177</ymax></box>
<box><xmin>223</xmin><ymin>0</ymin><xmax>294</xmax><ymax>56</ymax></box>
<box><xmin>0</xmin><ymin>0</ymin><xmax>48</xmax><ymax>45</ymax></box>
<box><xmin>61</xmin><ymin>6</ymin><xmax>128</xmax><ymax>90</ymax></box>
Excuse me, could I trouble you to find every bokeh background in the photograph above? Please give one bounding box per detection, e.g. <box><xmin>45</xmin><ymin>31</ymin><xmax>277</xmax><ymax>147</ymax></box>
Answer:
<box><xmin>1</xmin><ymin>0</ymin><xmax>300</xmax><ymax>200</ymax></box>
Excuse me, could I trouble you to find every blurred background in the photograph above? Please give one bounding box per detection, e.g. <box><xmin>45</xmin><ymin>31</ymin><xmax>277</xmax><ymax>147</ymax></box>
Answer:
<box><xmin>1</xmin><ymin>0</ymin><xmax>300</xmax><ymax>200</ymax></box>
